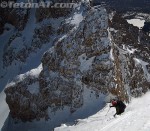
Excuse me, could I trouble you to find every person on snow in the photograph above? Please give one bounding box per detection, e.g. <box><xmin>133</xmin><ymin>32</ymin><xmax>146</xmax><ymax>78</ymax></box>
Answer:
<box><xmin>110</xmin><ymin>99</ymin><xmax>126</xmax><ymax>117</ymax></box>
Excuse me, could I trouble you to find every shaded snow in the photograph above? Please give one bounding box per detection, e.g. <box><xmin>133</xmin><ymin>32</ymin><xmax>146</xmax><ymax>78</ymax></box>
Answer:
<box><xmin>55</xmin><ymin>92</ymin><xmax>150</xmax><ymax>131</ymax></box>
<box><xmin>22</xmin><ymin>9</ymin><xmax>36</xmax><ymax>47</ymax></box>
<box><xmin>0</xmin><ymin>23</ymin><xmax>15</xmax><ymax>91</ymax></box>
<box><xmin>127</xmin><ymin>19</ymin><xmax>145</xmax><ymax>28</ymax></box>
<box><xmin>65</xmin><ymin>3</ymin><xmax>84</xmax><ymax>27</ymax></box>
<box><xmin>78</xmin><ymin>54</ymin><xmax>95</xmax><ymax>73</ymax></box>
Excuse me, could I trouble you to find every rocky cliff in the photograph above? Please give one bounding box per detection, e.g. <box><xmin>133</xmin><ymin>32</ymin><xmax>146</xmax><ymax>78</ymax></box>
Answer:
<box><xmin>109</xmin><ymin>13</ymin><xmax>150</xmax><ymax>100</ymax></box>
<box><xmin>5</xmin><ymin>2</ymin><xmax>111</xmax><ymax>121</ymax></box>
<box><xmin>3</xmin><ymin>0</ymin><xmax>150</xmax><ymax>127</ymax></box>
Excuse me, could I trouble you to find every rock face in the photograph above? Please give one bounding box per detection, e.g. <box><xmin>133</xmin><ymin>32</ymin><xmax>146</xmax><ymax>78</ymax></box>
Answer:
<box><xmin>5</xmin><ymin>71</ymin><xmax>40</xmax><ymax>121</ymax></box>
<box><xmin>5</xmin><ymin>3</ymin><xmax>112</xmax><ymax>121</ymax></box>
<box><xmin>39</xmin><ymin>5</ymin><xmax>111</xmax><ymax>115</ymax></box>
<box><xmin>1</xmin><ymin>0</ymin><xmax>82</xmax><ymax>68</ymax></box>
<box><xmin>109</xmin><ymin>14</ymin><xmax>150</xmax><ymax>100</ymax></box>
<box><xmin>4</xmin><ymin>0</ymin><xmax>150</xmax><ymax>125</ymax></box>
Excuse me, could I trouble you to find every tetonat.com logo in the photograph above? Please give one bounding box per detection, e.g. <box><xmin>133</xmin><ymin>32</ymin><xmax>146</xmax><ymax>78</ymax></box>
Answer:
<box><xmin>0</xmin><ymin>0</ymin><xmax>78</xmax><ymax>8</ymax></box>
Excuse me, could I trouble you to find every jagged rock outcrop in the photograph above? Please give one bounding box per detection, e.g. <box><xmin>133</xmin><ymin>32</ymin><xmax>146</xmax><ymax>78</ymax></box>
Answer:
<box><xmin>109</xmin><ymin>13</ymin><xmax>150</xmax><ymax>100</ymax></box>
<box><xmin>5</xmin><ymin>73</ymin><xmax>40</xmax><ymax>121</ymax></box>
<box><xmin>1</xmin><ymin>0</ymin><xmax>83</xmax><ymax>68</ymax></box>
<box><xmin>39</xmin><ymin>5</ymin><xmax>112</xmax><ymax>114</ymax></box>
<box><xmin>5</xmin><ymin>3</ymin><xmax>112</xmax><ymax>121</ymax></box>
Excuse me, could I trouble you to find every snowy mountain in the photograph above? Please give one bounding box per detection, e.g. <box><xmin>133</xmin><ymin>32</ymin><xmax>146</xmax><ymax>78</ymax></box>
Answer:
<box><xmin>0</xmin><ymin>0</ymin><xmax>150</xmax><ymax>131</ymax></box>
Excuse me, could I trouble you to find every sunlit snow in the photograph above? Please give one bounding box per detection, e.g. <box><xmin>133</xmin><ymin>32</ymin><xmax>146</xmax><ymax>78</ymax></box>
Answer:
<box><xmin>127</xmin><ymin>19</ymin><xmax>145</xmax><ymax>28</ymax></box>
<box><xmin>55</xmin><ymin>92</ymin><xmax>150</xmax><ymax>131</ymax></box>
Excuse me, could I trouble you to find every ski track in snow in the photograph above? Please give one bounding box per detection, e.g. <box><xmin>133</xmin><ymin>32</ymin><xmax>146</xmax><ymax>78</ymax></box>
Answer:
<box><xmin>55</xmin><ymin>92</ymin><xmax>150</xmax><ymax>131</ymax></box>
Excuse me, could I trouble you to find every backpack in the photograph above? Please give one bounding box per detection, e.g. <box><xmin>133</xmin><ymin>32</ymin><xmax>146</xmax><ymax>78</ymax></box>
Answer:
<box><xmin>117</xmin><ymin>100</ymin><xmax>126</xmax><ymax>109</ymax></box>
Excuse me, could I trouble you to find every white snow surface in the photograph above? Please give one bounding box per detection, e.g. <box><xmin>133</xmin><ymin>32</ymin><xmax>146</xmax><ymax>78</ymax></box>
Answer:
<box><xmin>70</xmin><ymin>12</ymin><xmax>83</xmax><ymax>26</ymax></box>
<box><xmin>65</xmin><ymin>2</ymin><xmax>84</xmax><ymax>27</ymax></box>
<box><xmin>127</xmin><ymin>19</ymin><xmax>145</xmax><ymax>28</ymax></box>
<box><xmin>55</xmin><ymin>92</ymin><xmax>150</xmax><ymax>131</ymax></box>
<box><xmin>6</xmin><ymin>64</ymin><xmax>42</xmax><ymax>88</ymax></box>
<box><xmin>0</xmin><ymin>91</ymin><xmax>9</xmax><ymax>130</ymax></box>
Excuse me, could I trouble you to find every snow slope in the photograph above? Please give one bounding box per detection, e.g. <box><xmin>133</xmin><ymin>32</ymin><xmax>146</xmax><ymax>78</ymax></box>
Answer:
<box><xmin>55</xmin><ymin>92</ymin><xmax>150</xmax><ymax>131</ymax></box>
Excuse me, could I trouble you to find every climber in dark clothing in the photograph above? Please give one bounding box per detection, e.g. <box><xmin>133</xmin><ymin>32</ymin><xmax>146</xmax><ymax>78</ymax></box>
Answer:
<box><xmin>110</xmin><ymin>99</ymin><xmax>126</xmax><ymax>117</ymax></box>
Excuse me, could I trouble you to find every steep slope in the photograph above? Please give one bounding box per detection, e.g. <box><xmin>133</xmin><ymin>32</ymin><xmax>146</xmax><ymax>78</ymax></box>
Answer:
<box><xmin>55</xmin><ymin>91</ymin><xmax>150</xmax><ymax>131</ymax></box>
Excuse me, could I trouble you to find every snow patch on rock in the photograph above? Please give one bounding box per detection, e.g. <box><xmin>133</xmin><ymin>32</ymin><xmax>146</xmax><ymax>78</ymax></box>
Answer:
<box><xmin>127</xmin><ymin>19</ymin><xmax>145</xmax><ymax>28</ymax></box>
